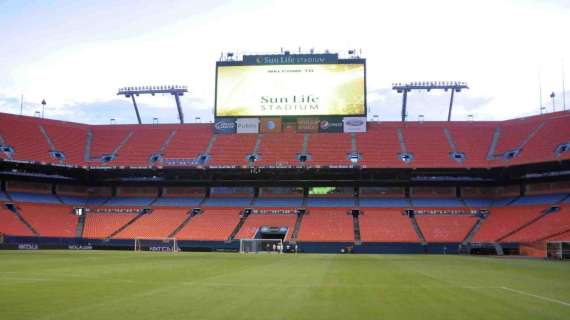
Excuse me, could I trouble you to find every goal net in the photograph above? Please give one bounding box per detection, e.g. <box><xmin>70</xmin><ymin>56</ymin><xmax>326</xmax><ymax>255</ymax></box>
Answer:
<box><xmin>547</xmin><ymin>241</ymin><xmax>570</xmax><ymax>260</ymax></box>
<box><xmin>134</xmin><ymin>238</ymin><xmax>179</xmax><ymax>252</ymax></box>
<box><xmin>240</xmin><ymin>239</ymin><xmax>283</xmax><ymax>253</ymax></box>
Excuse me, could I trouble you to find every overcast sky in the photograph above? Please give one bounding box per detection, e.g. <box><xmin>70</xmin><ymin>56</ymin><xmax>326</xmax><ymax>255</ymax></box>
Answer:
<box><xmin>0</xmin><ymin>0</ymin><xmax>569</xmax><ymax>124</ymax></box>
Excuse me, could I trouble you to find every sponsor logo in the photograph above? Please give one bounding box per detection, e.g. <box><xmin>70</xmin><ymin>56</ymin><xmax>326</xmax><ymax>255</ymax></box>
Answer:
<box><xmin>214</xmin><ymin>121</ymin><xmax>235</xmax><ymax>130</ymax></box>
<box><xmin>68</xmin><ymin>245</ymin><xmax>93</xmax><ymax>250</ymax></box>
<box><xmin>18</xmin><ymin>243</ymin><xmax>38</xmax><ymax>250</ymax></box>
<box><xmin>149</xmin><ymin>246</ymin><xmax>174</xmax><ymax>252</ymax></box>
<box><xmin>345</xmin><ymin>118</ymin><xmax>365</xmax><ymax>126</ymax></box>
<box><xmin>319</xmin><ymin>120</ymin><xmax>342</xmax><ymax>130</ymax></box>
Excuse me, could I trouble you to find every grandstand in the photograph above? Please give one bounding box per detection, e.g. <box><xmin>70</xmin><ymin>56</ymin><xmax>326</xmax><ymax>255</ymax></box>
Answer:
<box><xmin>0</xmin><ymin>110</ymin><xmax>569</xmax><ymax>255</ymax></box>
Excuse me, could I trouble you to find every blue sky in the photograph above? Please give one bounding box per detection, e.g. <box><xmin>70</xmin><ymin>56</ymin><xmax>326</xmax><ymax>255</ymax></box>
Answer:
<box><xmin>0</xmin><ymin>0</ymin><xmax>569</xmax><ymax>124</ymax></box>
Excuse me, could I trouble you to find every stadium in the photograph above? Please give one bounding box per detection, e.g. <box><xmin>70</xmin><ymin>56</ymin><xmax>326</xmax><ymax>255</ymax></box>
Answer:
<box><xmin>1</xmin><ymin>1</ymin><xmax>570</xmax><ymax>318</ymax></box>
<box><xmin>1</xmin><ymin>51</ymin><xmax>570</xmax><ymax>319</ymax></box>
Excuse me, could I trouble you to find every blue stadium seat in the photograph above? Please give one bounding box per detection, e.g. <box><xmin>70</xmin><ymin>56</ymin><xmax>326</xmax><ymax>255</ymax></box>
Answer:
<box><xmin>359</xmin><ymin>198</ymin><xmax>411</xmax><ymax>208</ymax></box>
<box><xmin>9</xmin><ymin>192</ymin><xmax>61</xmax><ymax>204</ymax></box>
<box><xmin>411</xmin><ymin>198</ymin><xmax>463</xmax><ymax>207</ymax></box>
<box><xmin>306</xmin><ymin>198</ymin><xmax>355</xmax><ymax>207</ymax></box>
<box><xmin>86</xmin><ymin>197</ymin><xmax>110</xmax><ymax>206</ymax></box>
<box><xmin>152</xmin><ymin>197</ymin><xmax>203</xmax><ymax>207</ymax></box>
<box><xmin>463</xmin><ymin>198</ymin><xmax>493</xmax><ymax>208</ymax></box>
<box><xmin>105</xmin><ymin>197</ymin><xmax>155</xmax><ymax>206</ymax></box>
<box><xmin>491</xmin><ymin>197</ymin><xmax>517</xmax><ymax>207</ymax></box>
<box><xmin>59</xmin><ymin>196</ymin><xmax>87</xmax><ymax>206</ymax></box>
<box><xmin>510</xmin><ymin>194</ymin><xmax>567</xmax><ymax>206</ymax></box>
<box><xmin>202</xmin><ymin>197</ymin><xmax>252</xmax><ymax>207</ymax></box>
<box><xmin>252</xmin><ymin>198</ymin><xmax>303</xmax><ymax>207</ymax></box>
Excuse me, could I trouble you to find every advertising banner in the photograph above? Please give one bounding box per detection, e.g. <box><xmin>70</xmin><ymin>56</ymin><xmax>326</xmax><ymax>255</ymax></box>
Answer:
<box><xmin>297</xmin><ymin>117</ymin><xmax>320</xmax><ymax>133</ymax></box>
<box><xmin>343</xmin><ymin>117</ymin><xmax>367</xmax><ymax>133</ymax></box>
<box><xmin>236</xmin><ymin>118</ymin><xmax>260</xmax><ymax>133</ymax></box>
<box><xmin>260</xmin><ymin>118</ymin><xmax>282</xmax><ymax>133</ymax></box>
<box><xmin>318</xmin><ymin>116</ymin><xmax>344</xmax><ymax>133</ymax></box>
<box><xmin>213</xmin><ymin>117</ymin><xmax>236</xmax><ymax>134</ymax></box>
<box><xmin>216</xmin><ymin>63</ymin><xmax>365</xmax><ymax>117</ymax></box>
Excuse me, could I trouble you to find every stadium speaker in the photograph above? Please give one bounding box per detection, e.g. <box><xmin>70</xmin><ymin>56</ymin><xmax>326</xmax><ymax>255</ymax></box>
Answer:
<box><xmin>404</xmin><ymin>209</ymin><xmax>414</xmax><ymax>217</ymax></box>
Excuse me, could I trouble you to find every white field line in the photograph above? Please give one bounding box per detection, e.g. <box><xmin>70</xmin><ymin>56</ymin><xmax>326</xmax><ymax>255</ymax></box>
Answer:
<box><xmin>500</xmin><ymin>286</ymin><xmax>570</xmax><ymax>307</ymax></box>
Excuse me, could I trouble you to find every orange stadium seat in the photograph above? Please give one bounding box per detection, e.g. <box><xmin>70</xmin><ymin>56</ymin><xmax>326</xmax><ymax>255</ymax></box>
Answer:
<box><xmin>297</xmin><ymin>208</ymin><xmax>354</xmax><ymax>242</ymax></box>
<box><xmin>174</xmin><ymin>208</ymin><xmax>241</xmax><ymax>240</ymax></box>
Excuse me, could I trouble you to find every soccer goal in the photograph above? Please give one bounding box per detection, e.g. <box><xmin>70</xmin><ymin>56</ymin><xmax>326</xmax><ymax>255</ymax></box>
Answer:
<box><xmin>546</xmin><ymin>241</ymin><xmax>570</xmax><ymax>260</ymax></box>
<box><xmin>240</xmin><ymin>239</ymin><xmax>283</xmax><ymax>253</ymax></box>
<box><xmin>134</xmin><ymin>238</ymin><xmax>179</xmax><ymax>252</ymax></box>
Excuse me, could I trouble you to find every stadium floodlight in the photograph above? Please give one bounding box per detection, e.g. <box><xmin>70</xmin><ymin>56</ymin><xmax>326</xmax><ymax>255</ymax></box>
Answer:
<box><xmin>41</xmin><ymin>99</ymin><xmax>46</xmax><ymax>118</ymax></box>
<box><xmin>117</xmin><ymin>85</ymin><xmax>188</xmax><ymax>124</ymax></box>
<box><xmin>392</xmin><ymin>81</ymin><xmax>469</xmax><ymax>122</ymax></box>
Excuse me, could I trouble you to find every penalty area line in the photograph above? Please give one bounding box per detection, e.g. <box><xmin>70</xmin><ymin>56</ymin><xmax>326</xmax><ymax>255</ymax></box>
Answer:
<box><xmin>500</xmin><ymin>286</ymin><xmax>570</xmax><ymax>307</ymax></box>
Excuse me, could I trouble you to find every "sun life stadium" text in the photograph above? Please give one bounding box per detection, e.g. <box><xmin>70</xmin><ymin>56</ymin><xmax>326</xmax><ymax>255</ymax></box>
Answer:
<box><xmin>260</xmin><ymin>94</ymin><xmax>319</xmax><ymax>112</ymax></box>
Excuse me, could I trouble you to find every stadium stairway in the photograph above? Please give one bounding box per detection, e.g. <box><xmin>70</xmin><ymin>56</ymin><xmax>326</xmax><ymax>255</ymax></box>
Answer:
<box><xmin>289</xmin><ymin>209</ymin><xmax>305</xmax><ymax>244</ymax></box>
<box><xmin>84</xmin><ymin>128</ymin><xmax>92</xmax><ymax>161</ymax></box>
<box><xmin>227</xmin><ymin>209</ymin><xmax>250</xmax><ymax>242</ymax></box>
<box><xmin>106</xmin><ymin>212</ymin><xmax>146</xmax><ymax>240</ymax></box>
<box><xmin>4</xmin><ymin>203</ymin><xmax>40</xmax><ymax>236</ymax></box>
<box><xmin>168</xmin><ymin>209</ymin><xmax>199</xmax><ymax>238</ymax></box>
<box><xmin>353</xmin><ymin>212</ymin><xmax>362</xmax><ymax>245</ymax></box>
<box><xmin>462</xmin><ymin>215</ymin><xmax>486</xmax><ymax>244</ymax></box>
<box><xmin>75</xmin><ymin>213</ymin><xmax>86</xmax><ymax>238</ymax></box>
<box><xmin>409</xmin><ymin>214</ymin><xmax>427</xmax><ymax>244</ymax></box>
<box><xmin>486</xmin><ymin>127</ymin><xmax>501</xmax><ymax>160</ymax></box>
<box><xmin>38</xmin><ymin>125</ymin><xmax>62</xmax><ymax>164</ymax></box>
<box><xmin>495</xmin><ymin>206</ymin><xmax>559</xmax><ymax>242</ymax></box>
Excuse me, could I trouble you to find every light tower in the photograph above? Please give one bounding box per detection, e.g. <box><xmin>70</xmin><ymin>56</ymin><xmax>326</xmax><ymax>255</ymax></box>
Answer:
<box><xmin>117</xmin><ymin>85</ymin><xmax>188</xmax><ymax>124</ymax></box>
<box><xmin>392</xmin><ymin>81</ymin><xmax>469</xmax><ymax>122</ymax></box>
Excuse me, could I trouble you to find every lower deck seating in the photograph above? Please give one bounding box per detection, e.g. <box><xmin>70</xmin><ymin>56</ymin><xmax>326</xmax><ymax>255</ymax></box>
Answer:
<box><xmin>175</xmin><ymin>209</ymin><xmax>241</xmax><ymax>240</ymax></box>
<box><xmin>0</xmin><ymin>205</ymin><xmax>34</xmax><ymax>236</ymax></box>
<box><xmin>415</xmin><ymin>215</ymin><xmax>478</xmax><ymax>242</ymax></box>
<box><xmin>504</xmin><ymin>206</ymin><xmax>570</xmax><ymax>242</ymax></box>
<box><xmin>17</xmin><ymin>203</ymin><xmax>77</xmax><ymax>237</ymax></box>
<box><xmin>83</xmin><ymin>213</ymin><xmax>137</xmax><ymax>239</ymax></box>
<box><xmin>297</xmin><ymin>208</ymin><xmax>353</xmax><ymax>242</ymax></box>
<box><xmin>113</xmin><ymin>208</ymin><xmax>189</xmax><ymax>239</ymax></box>
<box><xmin>472</xmin><ymin>206</ymin><xmax>545</xmax><ymax>242</ymax></box>
<box><xmin>235</xmin><ymin>214</ymin><xmax>297</xmax><ymax>240</ymax></box>
<box><xmin>359</xmin><ymin>209</ymin><xmax>418</xmax><ymax>242</ymax></box>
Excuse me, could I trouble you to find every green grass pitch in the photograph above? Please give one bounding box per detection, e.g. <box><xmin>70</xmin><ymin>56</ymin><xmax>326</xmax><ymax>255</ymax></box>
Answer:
<box><xmin>1</xmin><ymin>251</ymin><xmax>569</xmax><ymax>320</ymax></box>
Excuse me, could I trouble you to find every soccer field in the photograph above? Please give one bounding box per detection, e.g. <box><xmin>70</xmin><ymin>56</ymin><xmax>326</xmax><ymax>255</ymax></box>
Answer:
<box><xmin>0</xmin><ymin>251</ymin><xmax>569</xmax><ymax>320</ymax></box>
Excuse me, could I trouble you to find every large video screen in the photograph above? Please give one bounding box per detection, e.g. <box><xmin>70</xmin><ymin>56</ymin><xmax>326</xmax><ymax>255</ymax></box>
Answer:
<box><xmin>215</xmin><ymin>63</ymin><xmax>365</xmax><ymax>117</ymax></box>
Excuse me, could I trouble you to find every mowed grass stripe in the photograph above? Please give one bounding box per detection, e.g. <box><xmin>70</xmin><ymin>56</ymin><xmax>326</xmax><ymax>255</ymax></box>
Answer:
<box><xmin>0</xmin><ymin>251</ymin><xmax>568</xmax><ymax>320</ymax></box>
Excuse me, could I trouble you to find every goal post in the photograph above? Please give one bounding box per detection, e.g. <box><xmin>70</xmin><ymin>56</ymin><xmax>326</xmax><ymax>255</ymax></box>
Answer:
<box><xmin>547</xmin><ymin>241</ymin><xmax>570</xmax><ymax>260</ymax></box>
<box><xmin>240</xmin><ymin>239</ymin><xmax>283</xmax><ymax>253</ymax></box>
<box><xmin>134</xmin><ymin>238</ymin><xmax>179</xmax><ymax>252</ymax></box>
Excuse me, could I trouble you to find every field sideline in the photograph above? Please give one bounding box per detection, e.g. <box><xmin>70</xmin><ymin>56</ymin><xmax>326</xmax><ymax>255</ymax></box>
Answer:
<box><xmin>0</xmin><ymin>251</ymin><xmax>568</xmax><ymax>320</ymax></box>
